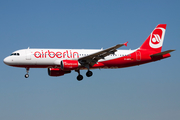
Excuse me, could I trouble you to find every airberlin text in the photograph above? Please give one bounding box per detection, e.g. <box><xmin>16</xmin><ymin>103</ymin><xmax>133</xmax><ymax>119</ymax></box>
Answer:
<box><xmin>34</xmin><ymin>50</ymin><xmax>79</xmax><ymax>58</ymax></box>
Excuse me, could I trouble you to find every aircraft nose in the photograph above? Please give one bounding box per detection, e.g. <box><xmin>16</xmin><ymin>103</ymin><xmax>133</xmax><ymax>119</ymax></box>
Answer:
<box><xmin>3</xmin><ymin>57</ymin><xmax>12</xmax><ymax>65</ymax></box>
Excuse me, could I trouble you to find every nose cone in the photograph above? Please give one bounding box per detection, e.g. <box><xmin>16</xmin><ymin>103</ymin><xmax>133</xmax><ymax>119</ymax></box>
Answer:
<box><xmin>3</xmin><ymin>57</ymin><xmax>12</xmax><ymax>65</ymax></box>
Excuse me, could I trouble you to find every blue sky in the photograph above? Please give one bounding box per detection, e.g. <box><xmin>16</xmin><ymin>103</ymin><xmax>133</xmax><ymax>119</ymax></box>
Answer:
<box><xmin>0</xmin><ymin>0</ymin><xmax>179</xmax><ymax>120</ymax></box>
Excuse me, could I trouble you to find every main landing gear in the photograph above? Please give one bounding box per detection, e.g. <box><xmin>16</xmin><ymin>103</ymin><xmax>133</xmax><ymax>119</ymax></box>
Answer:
<box><xmin>76</xmin><ymin>70</ymin><xmax>83</xmax><ymax>81</ymax></box>
<box><xmin>25</xmin><ymin>68</ymin><xmax>29</xmax><ymax>78</ymax></box>
<box><xmin>75</xmin><ymin>70</ymin><xmax>93</xmax><ymax>81</ymax></box>
<box><xmin>76</xmin><ymin>64</ymin><xmax>93</xmax><ymax>81</ymax></box>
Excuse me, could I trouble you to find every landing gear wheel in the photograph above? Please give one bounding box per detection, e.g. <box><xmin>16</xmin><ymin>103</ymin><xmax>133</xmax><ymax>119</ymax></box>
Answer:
<box><xmin>86</xmin><ymin>71</ymin><xmax>93</xmax><ymax>77</ymax></box>
<box><xmin>77</xmin><ymin>75</ymin><xmax>83</xmax><ymax>81</ymax></box>
<box><xmin>25</xmin><ymin>68</ymin><xmax>30</xmax><ymax>78</ymax></box>
<box><xmin>25</xmin><ymin>74</ymin><xmax>29</xmax><ymax>78</ymax></box>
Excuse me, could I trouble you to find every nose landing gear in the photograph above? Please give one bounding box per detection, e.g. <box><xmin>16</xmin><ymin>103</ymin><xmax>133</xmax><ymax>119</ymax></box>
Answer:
<box><xmin>25</xmin><ymin>68</ymin><xmax>29</xmax><ymax>78</ymax></box>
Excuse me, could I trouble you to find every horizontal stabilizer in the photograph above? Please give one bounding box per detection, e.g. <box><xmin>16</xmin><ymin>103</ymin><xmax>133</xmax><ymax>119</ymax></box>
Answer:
<box><xmin>150</xmin><ymin>49</ymin><xmax>175</xmax><ymax>57</ymax></box>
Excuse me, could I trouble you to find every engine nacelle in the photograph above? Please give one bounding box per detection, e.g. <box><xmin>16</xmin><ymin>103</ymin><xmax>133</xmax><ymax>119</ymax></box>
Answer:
<box><xmin>61</xmin><ymin>60</ymin><xmax>80</xmax><ymax>70</ymax></box>
<box><xmin>48</xmin><ymin>68</ymin><xmax>71</xmax><ymax>77</ymax></box>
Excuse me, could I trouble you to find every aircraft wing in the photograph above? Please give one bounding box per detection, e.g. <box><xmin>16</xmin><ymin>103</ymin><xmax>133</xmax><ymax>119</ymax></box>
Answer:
<box><xmin>78</xmin><ymin>42</ymin><xmax>128</xmax><ymax>66</ymax></box>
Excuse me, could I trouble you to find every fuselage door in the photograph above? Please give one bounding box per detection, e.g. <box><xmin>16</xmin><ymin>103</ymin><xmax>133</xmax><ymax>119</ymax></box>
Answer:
<box><xmin>136</xmin><ymin>51</ymin><xmax>141</xmax><ymax>61</ymax></box>
<box><xmin>26</xmin><ymin>49</ymin><xmax>31</xmax><ymax>60</ymax></box>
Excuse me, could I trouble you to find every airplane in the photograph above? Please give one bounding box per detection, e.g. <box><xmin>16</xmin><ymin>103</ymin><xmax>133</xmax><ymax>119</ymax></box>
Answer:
<box><xmin>3</xmin><ymin>24</ymin><xmax>175</xmax><ymax>81</ymax></box>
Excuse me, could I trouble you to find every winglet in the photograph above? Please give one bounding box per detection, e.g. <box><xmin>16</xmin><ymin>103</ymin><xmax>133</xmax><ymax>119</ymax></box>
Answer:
<box><xmin>124</xmin><ymin>42</ymin><xmax>128</xmax><ymax>47</ymax></box>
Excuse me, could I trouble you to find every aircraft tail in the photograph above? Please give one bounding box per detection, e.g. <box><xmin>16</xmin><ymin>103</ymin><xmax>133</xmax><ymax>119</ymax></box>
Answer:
<box><xmin>139</xmin><ymin>24</ymin><xmax>166</xmax><ymax>53</ymax></box>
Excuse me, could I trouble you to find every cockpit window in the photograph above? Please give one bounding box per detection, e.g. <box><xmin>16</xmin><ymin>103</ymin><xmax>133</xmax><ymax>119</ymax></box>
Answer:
<box><xmin>10</xmin><ymin>53</ymin><xmax>20</xmax><ymax>56</ymax></box>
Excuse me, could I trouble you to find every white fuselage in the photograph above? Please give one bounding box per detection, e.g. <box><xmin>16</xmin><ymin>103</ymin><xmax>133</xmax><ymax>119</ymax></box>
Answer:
<box><xmin>4</xmin><ymin>48</ymin><xmax>136</xmax><ymax>68</ymax></box>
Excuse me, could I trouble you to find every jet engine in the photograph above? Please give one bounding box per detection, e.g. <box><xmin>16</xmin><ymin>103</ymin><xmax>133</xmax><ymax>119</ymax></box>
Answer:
<box><xmin>61</xmin><ymin>60</ymin><xmax>80</xmax><ymax>70</ymax></box>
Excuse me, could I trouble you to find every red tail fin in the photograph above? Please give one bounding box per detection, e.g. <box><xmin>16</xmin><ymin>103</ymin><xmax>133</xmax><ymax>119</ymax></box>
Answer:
<box><xmin>139</xmin><ymin>24</ymin><xmax>166</xmax><ymax>52</ymax></box>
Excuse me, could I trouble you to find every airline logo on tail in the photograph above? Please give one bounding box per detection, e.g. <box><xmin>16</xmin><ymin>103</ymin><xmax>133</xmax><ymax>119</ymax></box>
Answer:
<box><xmin>149</xmin><ymin>27</ymin><xmax>165</xmax><ymax>48</ymax></box>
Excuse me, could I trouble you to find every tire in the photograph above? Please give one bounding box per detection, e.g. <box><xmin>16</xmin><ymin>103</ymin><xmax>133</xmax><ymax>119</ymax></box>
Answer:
<box><xmin>25</xmin><ymin>74</ymin><xmax>29</xmax><ymax>78</ymax></box>
<box><xmin>77</xmin><ymin>75</ymin><xmax>83</xmax><ymax>81</ymax></box>
<box><xmin>86</xmin><ymin>71</ymin><xmax>93</xmax><ymax>77</ymax></box>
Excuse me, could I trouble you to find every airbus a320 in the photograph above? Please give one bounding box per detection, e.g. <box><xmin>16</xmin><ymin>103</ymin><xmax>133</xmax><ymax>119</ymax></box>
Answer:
<box><xmin>3</xmin><ymin>24</ymin><xmax>174</xmax><ymax>81</ymax></box>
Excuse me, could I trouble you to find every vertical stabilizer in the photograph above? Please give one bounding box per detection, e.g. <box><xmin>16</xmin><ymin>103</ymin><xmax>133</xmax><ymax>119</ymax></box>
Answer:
<box><xmin>139</xmin><ymin>24</ymin><xmax>166</xmax><ymax>52</ymax></box>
